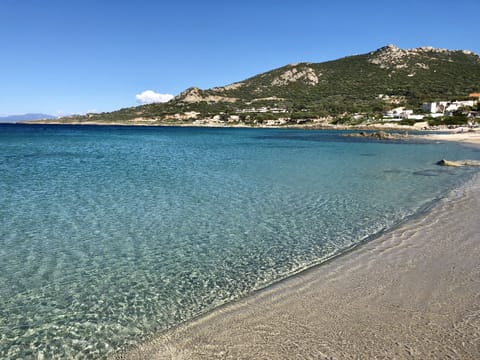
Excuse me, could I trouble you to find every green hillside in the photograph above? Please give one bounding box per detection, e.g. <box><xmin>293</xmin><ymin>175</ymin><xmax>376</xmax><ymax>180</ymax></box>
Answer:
<box><xmin>53</xmin><ymin>45</ymin><xmax>480</xmax><ymax>125</ymax></box>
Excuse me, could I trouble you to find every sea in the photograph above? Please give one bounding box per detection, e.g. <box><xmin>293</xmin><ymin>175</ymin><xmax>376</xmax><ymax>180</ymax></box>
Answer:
<box><xmin>1</xmin><ymin>124</ymin><xmax>479</xmax><ymax>359</ymax></box>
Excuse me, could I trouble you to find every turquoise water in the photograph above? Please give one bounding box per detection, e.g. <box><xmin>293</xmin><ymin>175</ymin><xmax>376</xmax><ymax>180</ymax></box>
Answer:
<box><xmin>1</xmin><ymin>124</ymin><xmax>479</xmax><ymax>358</ymax></box>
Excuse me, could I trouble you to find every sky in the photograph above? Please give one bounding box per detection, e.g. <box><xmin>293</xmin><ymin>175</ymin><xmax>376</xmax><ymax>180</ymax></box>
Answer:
<box><xmin>1</xmin><ymin>0</ymin><xmax>479</xmax><ymax>116</ymax></box>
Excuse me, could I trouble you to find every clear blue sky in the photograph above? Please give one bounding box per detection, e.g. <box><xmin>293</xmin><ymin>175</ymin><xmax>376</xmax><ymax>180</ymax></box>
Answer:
<box><xmin>1</xmin><ymin>0</ymin><xmax>479</xmax><ymax>116</ymax></box>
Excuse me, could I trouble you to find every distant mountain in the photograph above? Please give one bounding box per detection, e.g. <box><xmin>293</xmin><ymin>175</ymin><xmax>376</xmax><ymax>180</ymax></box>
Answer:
<box><xmin>51</xmin><ymin>45</ymin><xmax>480</xmax><ymax>125</ymax></box>
<box><xmin>0</xmin><ymin>113</ymin><xmax>56</xmax><ymax>123</ymax></box>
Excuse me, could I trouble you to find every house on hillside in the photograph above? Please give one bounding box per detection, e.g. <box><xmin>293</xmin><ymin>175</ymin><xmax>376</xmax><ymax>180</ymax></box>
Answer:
<box><xmin>383</xmin><ymin>107</ymin><xmax>413</xmax><ymax>120</ymax></box>
<box><xmin>422</xmin><ymin>100</ymin><xmax>475</xmax><ymax>114</ymax></box>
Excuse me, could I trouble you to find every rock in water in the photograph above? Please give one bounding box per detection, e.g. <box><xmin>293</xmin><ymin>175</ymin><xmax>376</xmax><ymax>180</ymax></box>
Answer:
<box><xmin>372</xmin><ymin>131</ymin><xmax>395</xmax><ymax>140</ymax></box>
<box><xmin>436</xmin><ymin>159</ymin><xmax>480</xmax><ymax>167</ymax></box>
<box><xmin>436</xmin><ymin>159</ymin><xmax>461</xmax><ymax>167</ymax></box>
<box><xmin>345</xmin><ymin>131</ymin><xmax>406</xmax><ymax>140</ymax></box>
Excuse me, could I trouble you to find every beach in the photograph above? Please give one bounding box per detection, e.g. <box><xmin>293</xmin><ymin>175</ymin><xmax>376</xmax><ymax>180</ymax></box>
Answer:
<box><xmin>420</xmin><ymin>129</ymin><xmax>480</xmax><ymax>146</ymax></box>
<box><xmin>114</xmin><ymin>173</ymin><xmax>480</xmax><ymax>359</ymax></box>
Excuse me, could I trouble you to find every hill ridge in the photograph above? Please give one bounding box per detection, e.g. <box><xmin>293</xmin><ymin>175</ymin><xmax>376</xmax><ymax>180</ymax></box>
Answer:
<box><xmin>50</xmin><ymin>45</ymin><xmax>480</xmax><ymax>125</ymax></box>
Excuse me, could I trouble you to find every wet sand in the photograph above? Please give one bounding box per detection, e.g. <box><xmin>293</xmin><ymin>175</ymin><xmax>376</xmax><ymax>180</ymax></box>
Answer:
<box><xmin>113</xmin><ymin>177</ymin><xmax>480</xmax><ymax>359</ymax></box>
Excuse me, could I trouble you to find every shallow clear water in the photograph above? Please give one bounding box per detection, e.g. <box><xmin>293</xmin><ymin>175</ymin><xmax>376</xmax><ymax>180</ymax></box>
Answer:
<box><xmin>1</xmin><ymin>124</ymin><xmax>479</xmax><ymax>358</ymax></box>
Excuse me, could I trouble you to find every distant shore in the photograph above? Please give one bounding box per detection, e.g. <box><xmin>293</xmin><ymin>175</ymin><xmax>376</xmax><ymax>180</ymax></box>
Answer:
<box><xmin>19</xmin><ymin>120</ymin><xmax>480</xmax><ymax>144</ymax></box>
<box><xmin>113</xmin><ymin>169</ymin><xmax>480</xmax><ymax>359</ymax></box>
<box><xmin>17</xmin><ymin>118</ymin><xmax>432</xmax><ymax>131</ymax></box>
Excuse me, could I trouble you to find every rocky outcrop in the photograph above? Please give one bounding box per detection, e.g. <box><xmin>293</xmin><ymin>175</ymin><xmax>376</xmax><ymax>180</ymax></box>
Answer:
<box><xmin>175</xmin><ymin>87</ymin><xmax>238</xmax><ymax>103</ymax></box>
<box><xmin>436</xmin><ymin>159</ymin><xmax>461</xmax><ymax>167</ymax></box>
<box><xmin>346</xmin><ymin>131</ymin><xmax>408</xmax><ymax>140</ymax></box>
<box><xmin>212</xmin><ymin>82</ymin><xmax>245</xmax><ymax>91</ymax></box>
<box><xmin>272</xmin><ymin>66</ymin><xmax>319</xmax><ymax>86</ymax></box>
<box><xmin>368</xmin><ymin>44</ymin><xmax>479</xmax><ymax>70</ymax></box>
<box><xmin>437</xmin><ymin>159</ymin><xmax>480</xmax><ymax>167</ymax></box>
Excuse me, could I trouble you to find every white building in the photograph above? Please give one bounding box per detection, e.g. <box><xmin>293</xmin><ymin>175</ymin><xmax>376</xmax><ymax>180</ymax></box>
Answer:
<box><xmin>422</xmin><ymin>100</ymin><xmax>475</xmax><ymax>114</ymax></box>
<box><xmin>383</xmin><ymin>107</ymin><xmax>414</xmax><ymax>120</ymax></box>
<box><xmin>407</xmin><ymin>114</ymin><xmax>425</xmax><ymax>120</ymax></box>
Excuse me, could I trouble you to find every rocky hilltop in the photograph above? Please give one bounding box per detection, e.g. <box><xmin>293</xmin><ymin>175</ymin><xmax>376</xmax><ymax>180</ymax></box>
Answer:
<box><xmin>46</xmin><ymin>45</ymin><xmax>480</xmax><ymax>126</ymax></box>
<box><xmin>367</xmin><ymin>44</ymin><xmax>475</xmax><ymax>69</ymax></box>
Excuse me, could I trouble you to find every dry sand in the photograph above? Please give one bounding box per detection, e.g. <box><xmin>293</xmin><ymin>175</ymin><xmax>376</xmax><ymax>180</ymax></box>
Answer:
<box><xmin>419</xmin><ymin>129</ymin><xmax>480</xmax><ymax>145</ymax></box>
<box><xmin>113</xmin><ymin>172</ymin><xmax>480</xmax><ymax>359</ymax></box>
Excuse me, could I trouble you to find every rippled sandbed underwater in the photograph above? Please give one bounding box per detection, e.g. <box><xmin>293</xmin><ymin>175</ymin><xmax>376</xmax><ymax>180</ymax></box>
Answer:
<box><xmin>1</xmin><ymin>124</ymin><xmax>479</xmax><ymax>358</ymax></box>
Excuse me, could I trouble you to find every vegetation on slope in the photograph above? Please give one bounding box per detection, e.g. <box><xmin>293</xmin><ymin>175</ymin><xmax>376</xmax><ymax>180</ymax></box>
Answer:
<box><xmin>54</xmin><ymin>45</ymin><xmax>480</xmax><ymax>124</ymax></box>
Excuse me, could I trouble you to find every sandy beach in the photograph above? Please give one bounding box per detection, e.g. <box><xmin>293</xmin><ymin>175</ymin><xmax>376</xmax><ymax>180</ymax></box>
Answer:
<box><xmin>113</xmin><ymin>170</ymin><xmax>480</xmax><ymax>359</ymax></box>
<box><xmin>419</xmin><ymin>129</ymin><xmax>480</xmax><ymax>146</ymax></box>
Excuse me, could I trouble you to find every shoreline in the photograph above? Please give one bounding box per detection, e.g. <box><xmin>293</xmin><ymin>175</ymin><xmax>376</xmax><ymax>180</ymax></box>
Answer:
<box><xmin>417</xmin><ymin>129</ymin><xmax>480</xmax><ymax>146</ymax></box>
<box><xmin>15</xmin><ymin>119</ymin><xmax>431</xmax><ymax>132</ymax></box>
<box><xmin>113</xmin><ymin>173</ymin><xmax>480</xmax><ymax>359</ymax></box>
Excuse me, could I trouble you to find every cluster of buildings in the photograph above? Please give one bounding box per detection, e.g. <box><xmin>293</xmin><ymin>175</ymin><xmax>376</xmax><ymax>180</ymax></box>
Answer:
<box><xmin>421</xmin><ymin>100</ymin><xmax>476</xmax><ymax>116</ymax></box>
<box><xmin>170</xmin><ymin>93</ymin><xmax>480</xmax><ymax>125</ymax></box>
<box><xmin>383</xmin><ymin>93</ymin><xmax>480</xmax><ymax>121</ymax></box>
<box><xmin>236</xmin><ymin>106</ymin><xmax>288</xmax><ymax>114</ymax></box>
